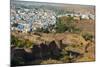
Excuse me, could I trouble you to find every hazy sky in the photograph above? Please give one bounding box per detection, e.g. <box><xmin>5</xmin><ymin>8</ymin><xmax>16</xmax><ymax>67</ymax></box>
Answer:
<box><xmin>15</xmin><ymin>0</ymin><xmax>95</xmax><ymax>5</ymax></box>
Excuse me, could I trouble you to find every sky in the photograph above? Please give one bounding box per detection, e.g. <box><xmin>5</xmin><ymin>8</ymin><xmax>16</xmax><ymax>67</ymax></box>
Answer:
<box><xmin>15</xmin><ymin>0</ymin><xmax>95</xmax><ymax>5</ymax></box>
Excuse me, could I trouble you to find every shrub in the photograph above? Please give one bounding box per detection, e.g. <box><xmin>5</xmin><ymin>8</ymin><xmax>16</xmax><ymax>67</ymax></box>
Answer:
<box><xmin>82</xmin><ymin>33</ymin><xmax>94</xmax><ymax>41</ymax></box>
<box><xmin>55</xmin><ymin>16</ymin><xmax>81</xmax><ymax>33</ymax></box>
<box><xmin>11</xmin><ymin>35</ymin><xmax>19</xmax><ymax>45</ymax></box>
<box><xmin>56</xmin><ymin>21</ymin><xmax>67</xmax><ymax>33</ymax></box>
<box><xmin>11</xmin><ymin>35</ymin><xmax>33</xmax><ymax>48</ymax></box>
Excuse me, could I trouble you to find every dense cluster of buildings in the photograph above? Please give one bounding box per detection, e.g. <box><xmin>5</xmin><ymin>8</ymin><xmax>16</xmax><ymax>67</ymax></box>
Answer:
<box><xmin>57</xmin><ymin>13</ymin><xmax>95</xmax><ymax>20</ymax></box>
<box><xmin>11</xmin><ymin>7</ymin><xmax>56</xmax><ymax>33</ymax></box>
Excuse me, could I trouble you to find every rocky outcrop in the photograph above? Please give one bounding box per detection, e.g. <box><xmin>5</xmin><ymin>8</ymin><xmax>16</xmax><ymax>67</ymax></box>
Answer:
<box><xmin>11</xmin><ymin>39</ymin><xmax>85</xmax><ymax>66</ymax></box>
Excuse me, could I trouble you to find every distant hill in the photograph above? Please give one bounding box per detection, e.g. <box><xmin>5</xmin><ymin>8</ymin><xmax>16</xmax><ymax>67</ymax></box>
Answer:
<box><xmin>11</xmin><ymin>0</ymin><xmax>95</xmax><ymax>15</ymax></box>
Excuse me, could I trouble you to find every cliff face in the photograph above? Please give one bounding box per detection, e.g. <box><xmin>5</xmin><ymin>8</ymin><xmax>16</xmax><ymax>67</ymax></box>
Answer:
<box><xmin>11</xmin><ymin>31</ymin><xmax>95</xmax><ymax>66</ymax></box>
<box><xmin>11</xmin><ymin>34</ymin><xmax>87</xmax><ymax>65</ymax></box>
